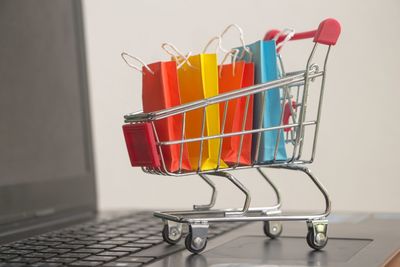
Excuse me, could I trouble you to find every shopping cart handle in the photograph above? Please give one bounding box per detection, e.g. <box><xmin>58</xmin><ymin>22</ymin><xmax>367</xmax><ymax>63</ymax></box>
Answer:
<box><xmin>264</xmin><ymin>18</ymin><xmax>341</xmax><ymax>46</ymax></box>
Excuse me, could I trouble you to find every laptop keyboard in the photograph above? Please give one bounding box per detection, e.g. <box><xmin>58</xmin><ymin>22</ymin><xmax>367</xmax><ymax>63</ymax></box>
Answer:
<box><xmin>0</xmin><ymin>211</ymin><xmax>246</xmax><ymax>266</ymax></box>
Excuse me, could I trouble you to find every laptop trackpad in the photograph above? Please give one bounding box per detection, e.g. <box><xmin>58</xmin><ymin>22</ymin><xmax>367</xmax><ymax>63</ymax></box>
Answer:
<box><xmin>201</xmin><ymin>236</ymin><xmax>371</xmax><ymax>266</ymax></box>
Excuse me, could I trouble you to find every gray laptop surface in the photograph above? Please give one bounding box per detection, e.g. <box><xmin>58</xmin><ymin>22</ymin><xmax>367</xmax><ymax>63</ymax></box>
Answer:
<box><xmin>0</xmin><ymin>1</ymin><xmax>399</xmax><ymax>267</ymax></box>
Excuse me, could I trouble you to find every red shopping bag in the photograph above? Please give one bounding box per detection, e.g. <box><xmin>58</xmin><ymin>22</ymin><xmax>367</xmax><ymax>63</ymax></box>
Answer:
<box><xmin>218</xmin><ymin>61</ymin><xmax>254</xmax><ymax>165</ymax></box>
<box><xmin>141</xmin><ymin>61</ymin><xmax>192</xmax><ymax>172</ymax></box>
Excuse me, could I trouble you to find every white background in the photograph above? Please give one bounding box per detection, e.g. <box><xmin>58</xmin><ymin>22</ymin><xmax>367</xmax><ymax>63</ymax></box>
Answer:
<box><xmin>83</xmin><ymin>0</ymin><xmax>400</xmax><ymax>213</ymax></box>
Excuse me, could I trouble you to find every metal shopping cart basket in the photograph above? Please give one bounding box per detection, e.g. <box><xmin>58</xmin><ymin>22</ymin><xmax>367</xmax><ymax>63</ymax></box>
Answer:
<box><xmin>122</xmin><ymin>18</ymin><xmax>341</xmax><ymax>253</ymax></box>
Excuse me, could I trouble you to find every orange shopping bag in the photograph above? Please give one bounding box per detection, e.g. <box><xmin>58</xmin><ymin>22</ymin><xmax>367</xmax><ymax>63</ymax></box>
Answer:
<box><xmin>162</xmin><ymin>43</ymin><xmax>227</xmax><ymax>171</ymax></box>
<box><xmin>178</xmin><ymin>54</ymin><xmax>228</xmax><ymax>170</ymax></box>
<box><xmin>121</xmin><ymin>53</ymin><xmax>191</xmax><ymax>172</ymax></box>
<box><xmin>218</xmin><ymin>51</ymin><xmax>255</xmax><ymax>166</ymax></box>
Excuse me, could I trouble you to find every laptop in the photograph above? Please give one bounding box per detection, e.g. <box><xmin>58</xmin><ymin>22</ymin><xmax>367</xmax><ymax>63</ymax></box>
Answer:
<box><xmin>0</xmin><ymin>1</ymin><xmax>399</xmax><ymax>266</ymax></box>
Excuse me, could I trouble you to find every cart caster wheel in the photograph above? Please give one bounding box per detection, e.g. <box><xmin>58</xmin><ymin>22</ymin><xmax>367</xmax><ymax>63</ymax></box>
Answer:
<box><xmin>185</xmin><ymin>233</ymin><xmax>207</xmax><ymax>254</ymax></box>
<box><xmin>306</xmin><ymin>220</ymin><xmax>328</xmax><ymax>250</ymax></box>
<box><xmin>263</xmin><ymin>221</ymin><xmax>283</xmax><ymax>239</ymax></box>
<box><xmin>306</xmin><ymin>230</ymin><xmax>328</xmax><ymax>250</ymax></box>
<box><xmin>185</xmin><ymin>224</ymin><xmax>209</xmax><ymax>254</ymax></box>
<box><xmin>162</xmin><ymin>222</ymin><xmax>182</xmax><ymax>245</ymax></box>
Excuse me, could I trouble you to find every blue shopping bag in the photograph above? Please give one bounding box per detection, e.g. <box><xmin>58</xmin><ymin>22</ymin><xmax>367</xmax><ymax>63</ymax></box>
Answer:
<box><xmin>237</xmin><ymin>40</ymin><xmax>287</xmax><ymax>162</ymax></box>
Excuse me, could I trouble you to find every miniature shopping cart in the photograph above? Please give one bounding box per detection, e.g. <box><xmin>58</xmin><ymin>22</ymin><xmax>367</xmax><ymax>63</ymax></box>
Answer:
<box><xmin>123</xmin><ymin>19</ymin><xmax>341</xmax><ymax>253</ymax></box>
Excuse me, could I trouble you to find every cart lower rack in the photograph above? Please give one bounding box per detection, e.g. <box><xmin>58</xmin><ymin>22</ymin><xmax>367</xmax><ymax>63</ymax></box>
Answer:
<box><xmin>123</xmin><ymin>19</ymin><xmax>341</xmax><ymax>253</ymax></box>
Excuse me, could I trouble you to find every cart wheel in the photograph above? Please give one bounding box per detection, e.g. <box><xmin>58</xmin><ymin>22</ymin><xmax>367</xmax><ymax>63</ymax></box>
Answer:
<box><xmin>162</xmin><ymin>223</ymin><xmax>182</xmax><ymax>245</ymax></box>
<box><xmin>185</xmin><ymin>233</ymin><xmax>207</xmax><ymax>254</ymax></box>
<box><xmin>263</xmin><ymin>221</ymin><xmax>283</xmax><ymax>239</ymax></box>
<box><xmin>306</xmin><ymin>226</ymin><xmax>328</xmax><ymax>250</ymax></box>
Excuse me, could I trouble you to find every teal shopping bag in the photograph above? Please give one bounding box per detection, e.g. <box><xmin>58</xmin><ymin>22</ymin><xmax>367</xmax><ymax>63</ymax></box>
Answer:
<box><xmin>237</xmin><ymin>40</ymin><xmax>287</xmax><ymax>162</ymax></box>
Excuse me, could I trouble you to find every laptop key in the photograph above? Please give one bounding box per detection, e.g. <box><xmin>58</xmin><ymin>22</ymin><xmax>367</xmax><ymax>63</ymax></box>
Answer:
<box><xmin>0</xmin><ymin>263</ymin><xmax>28</xmax><ymax>267</ymax></box>
<box><xmin>69</xmin><ymin>260</ymin><xmax>103</xmax><ymax>266</ymax></box>
<box><xmin>122</xmin><ymin>243</ymin><xmax>152</xmax><ymax>249</ymax></box>
<box><xmin>133</xmin><ymin>239</ymin><xmax>161</xmax><ymax>245</ymax></box>
<box><xmin>121</xmin><ymin>233</ymin><xmax>148</xmax><ymax>238</ymax></box>
<box><xmin>134</xmin><ymin>230</ymin><xmax>158</xmax><ymax>235</ymax></box>
<box><xmin>96</xmin><ymin>251</ymin><xmax>129</xmax><ymax>257</ymax></box>
<box><xmin>54</xmin><ymin>244</ymin><xmax>84</xmax><ymax>250</ymax></box>
<box><xmin>104</xmin><ymin>230</ymin><xmax>130</xmax><ymax>235</ymax></box>
<box><xmin>100</xmin><ymin>240</ymin><xmax>129</xmax><ymax>246</ymax></box>
<box><xmin>79</xmin><ymin>236</ymin><xmax>109</xmax><ymax>242</ymax></box>
<box><xmin>33</xmin><ymin>241</ymin><xmax>62</xmax><ymax>247</ymax></box>
<box><xmin>31</xmin><ymin>263</ymin><xmax>63</xmax><ymax>267</ymax></box>
<box><xmin>59</xmin><ymin>252</ymin><xmax>91</xmax><ymax>259</ymax></box>
<box><xmin>9</xmin><ymin>257</ymin><xmax>41</xmax><ymax>264</ymax></box>
<box><xmin>24</xmin><ymin>252</ymin><xmax>57</xmax><ymax>259</ymax></box>
<box><xmin>110</xmin><ymin>247</ymin><xmax>141</xmax><ymax>253</ymax></box>
<box><xmin>68</xmin><ymin>240</ymin><xmax>97</xmax><ymax>245</ymax></box>
<box><xmin>40</xmin><ymin>248</ymin><xmax>71</xmax><ymax>254</ymax></box>
<box><xmin>45</xmin><ymin>257</ymin><xmax>78</xmax><ymax>263</ymax></box>
<box><xmin>83</xmin><ymin>255</ymin><xmax>116</xmax><ymax>262</ymax></box>
<box><xmin>12</xmin><ymin>245</ymin><xmax>48</xmax><ymax>251</ymax></box>
<box><xmin>91</xmin><ymin>233</ymin><xmax>120</xmax><ymax>238</ymax></box>
<box><xmin>87</xmin><ymin>244</ymin><xmax>117</xmax><ymax>250</ymax></box>
<box><xmin>102</xmin><ymin>263</ymin><xmax>142</xmax><ymax>267</ymax></box>
<box><xmin>108</xmin><ymin>237</ymin><xmax>138</xmax><ymax>242</ymax></box>
<box><xmin>72</xmin><ymin>248</ymin><xmax>104</xmax><ymax>254</ymax></box>
<box><xmin>145</xmin><ymin>235</ymin><xmax>163</xmax><ymax>240</ymax></box>
<box><xmin>1</xmin><ymin>249</ymin><xmax>33</xmax><ymax>255</ymax></box>
<box><xmin>0</xmin><ymin>253</ymin><xmax>19</xmax><ymax>260</ymax></box>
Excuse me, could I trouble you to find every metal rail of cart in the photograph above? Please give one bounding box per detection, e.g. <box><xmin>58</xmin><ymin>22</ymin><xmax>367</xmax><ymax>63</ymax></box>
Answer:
<box><xmin>123</xmin><ymin>18</ymin><xmax>341</xmax><ymax>253</ymax></box>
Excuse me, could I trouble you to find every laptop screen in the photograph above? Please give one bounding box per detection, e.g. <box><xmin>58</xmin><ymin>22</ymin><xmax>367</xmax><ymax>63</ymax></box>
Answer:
<box><xmin>0</xmin><ymin>0</ymin><xmax>96</xmax><ymax>225</ymax></box>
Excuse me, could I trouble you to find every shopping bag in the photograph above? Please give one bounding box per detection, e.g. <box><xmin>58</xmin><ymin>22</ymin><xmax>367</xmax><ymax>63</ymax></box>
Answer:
<box><xmin>141</xmin><ymin>61</ymin><xmax>192</xmax><ymax>172</ymax></box>
<box><xmin>121</xmin><ymin>53</ymin><xmax>191</xmax><ymax>172</ymax></box>
<box><xmin>218</xmin><ymin>59</ymin><xmax>255</xmax><ymax>165</ymax></box>
<box><xmin>236</xmin><ymin>40</ymin><xmax>287</xmax><ymax>162</ymax></box>
<box><xmin>177</xmin><ymin>54</ymin><xmax>227</xmax><ymax>170</ymax></box>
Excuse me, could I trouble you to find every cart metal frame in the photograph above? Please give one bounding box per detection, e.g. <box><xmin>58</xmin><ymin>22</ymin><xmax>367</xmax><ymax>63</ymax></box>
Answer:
<box><xmin>123</xmin><ymin>19</ymin><xmax>341</xmax><ymax>253</ymax></box>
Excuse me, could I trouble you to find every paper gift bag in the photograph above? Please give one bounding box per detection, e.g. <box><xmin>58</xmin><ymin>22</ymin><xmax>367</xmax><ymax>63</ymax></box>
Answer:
<box><xmin>177</xmin><ymin>54</ymin><xmax>227</xmax><ymax>170</ymax></box>
<box><xmin>141</xmin><ymin>61</ymin><xmax>191</xmax><ymax>172</ymax></box>
<box><xmin>237</xmin><ymin>40</ymin><xmax>287</xmax><ymax>162</ymax></box>
<box><xmin>218</xmin><ymin>60</ymin><xmax>254</xmax><ymax>165</ymax></box>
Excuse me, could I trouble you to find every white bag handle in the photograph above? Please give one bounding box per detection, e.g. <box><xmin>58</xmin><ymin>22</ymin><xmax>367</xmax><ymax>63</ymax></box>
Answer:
<box><xmin>220</xmin><ymin>24</ymin><xmax>252</xmax><ymax>61</ymax></box>
<box><xmin>273</xmin><ymin>28</ymin><xmax>296</xmax><ymax>50</ymax></box>
<box><xmin>219</xmin><ymin>48</ymin><xmax>239</xmax><ymax>78</ymax></box>
<box><xmin>121</xmin><ymin>52</ymin><xmax>154</xmax><ymax>75</ymax></box>
<box><xmin>202</xmin><ymin>36</ymin><xmax>229</xmax><ymax>54</ymax></box>
<box><xmin>161</xmin><ymin>42</ymin><xmax>193</xmax><ymax>69</ymax></box>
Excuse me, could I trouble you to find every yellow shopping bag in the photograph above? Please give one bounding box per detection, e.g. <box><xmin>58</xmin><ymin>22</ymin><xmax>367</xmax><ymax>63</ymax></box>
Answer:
<box><xmin>177</xmin><ymin>54</ymin><xmax>227</xmax><ymax>170</ymax></box>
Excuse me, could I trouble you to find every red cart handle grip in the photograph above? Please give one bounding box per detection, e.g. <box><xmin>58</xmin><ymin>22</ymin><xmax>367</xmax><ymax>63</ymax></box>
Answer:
<box><xmin>264</xmin><ymin>18</ymin><xmax>341</xmax><ymax>46</ymax></box>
